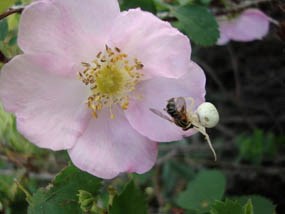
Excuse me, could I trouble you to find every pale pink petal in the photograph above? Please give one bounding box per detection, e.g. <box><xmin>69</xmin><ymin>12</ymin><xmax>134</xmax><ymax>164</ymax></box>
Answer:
<box><xmin>217</xmin><ymin>21</ymin><xmax>231</xmax><ymax>45</ymax></box>
<box><xmin>0</xmin><ymin>54</ymin><xmax>90</xmax><ymax>150</ymax></box>
<box><xmin>68</xmin><ymin>108</ymin><xmax>157</xmax><ymax>179</ymax></box>
<box><xmin>229</xmin><ymin>9</ymin><xmax>269</xmax><ymax>41</ymax></box>
<box><xmin>125</xmin><ymin>62</ymin><xmax>206</xmax><ymax>142</ymax></box>
<box><xmin>19</xmin><ymin>0</ymin><xmax>120</xmax><ymax>61</ymax></box>
<box><xmin>217</xmin><ymin>9</ymin><xmax>269</xmax><ymax>44</ymax></box>
<box><xmin>109</xmin><ymin>8</ymin><xmax>191</xmax><ymax>78</ymax></box>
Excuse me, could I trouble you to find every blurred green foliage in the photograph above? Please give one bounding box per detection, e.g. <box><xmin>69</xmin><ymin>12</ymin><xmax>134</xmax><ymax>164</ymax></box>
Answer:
<box><xmin>243</xmin><ymin>199</ymin><xmax>254</xmax><ymax>214</ymax></box>
<box><xmin>236</xmin><ymin>129</ymin><xmax>280</xmax><ymax>164</ymax></box>
<box><xmin>28</xmin><ymin>166</ymin><xmax>147</xmax><ymax>214</ymax></box>
<box><xmin>177</xmin><ymin>170</ymin><xmax>226</xmax><ymax>212</ymax></box>
<box><xmin>0</xmin><ymin>0</ymin><xmax>17</xmax><ymax>13</ymax></box>
<box><xmin>210</xmin><ymin>199</ymin><xmax>249</xmax><ymax>214</ymax></box>
<box><xmin>25</xmin><ymin>167</ymin><xmax>276</xmax><ymax>213</ymax></box>
<box><xmin>0</xmin><ymin>173</ymin><xmax>21</xmax><ymax>203</ymax></box>
<box><xmin>0</xmin><ymin>103</ymin><xmax>43</xmax><ymax>156</ymax></box>
<box><xmin>0</xmin><ymin>19</ymin><xmax>8</xmax><ymax>41</ymax></box>
<box><xmin>235</xmin><ymin>195</ymin><xmax>276</xmax><ymax>214</ymax></box>
<box><xmin>110</xmin><ymin>181</ymin><xmax>147</xmax><ymax>214</ymax></box>
<box><xmin>28</xmin><ymin>165</ymin><xmax>102</xmax><ymax>214</ymax></box>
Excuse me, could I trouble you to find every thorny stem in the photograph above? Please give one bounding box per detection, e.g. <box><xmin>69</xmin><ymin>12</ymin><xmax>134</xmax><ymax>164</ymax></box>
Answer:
<box><xmin>14</xmin><ymin>179</ymin><xmax>33</xmax><ymax>204</ymax></box>
<box><xmin>153</xmin><ymin>166</ymin><xmax>164</xmax><ymax>207</ymax></box>
<box><xmin>214</xmin><ymin>0</ymin><xmax>273</xmax><ymax>15</ymax></box>
<box><xmin>0</xmin><ymin>6</ymin><xmax>25</xmax><ymax>63</ymax></box>
<box><xmin>227</xmin><ymin>45</ymin><xmax>241</xmax><ymax>100</ymax></box>
<box><xmin>0</xmin><ymin>6</ymin><xmax>24</xmax><ymax>21</ymax></box>
<box><xmin>185</xmin><ymin>158</ymin><xmax>285</xmax><ymax>175</ymax></box>
<box><xmin>0</xmin><ymin>169</ymin><xmax>54</xmax><ymax>180</ymax></box>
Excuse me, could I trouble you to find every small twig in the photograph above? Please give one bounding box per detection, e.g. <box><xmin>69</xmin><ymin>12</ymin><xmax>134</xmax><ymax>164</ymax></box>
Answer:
<box><xmin>0</xmin><ymin>6</ymin><xmax>24</xmax><ymax>21</ymax></box>
<box><xmin>227</xmin><ymin>45</ymin><xmax>241</xmax><ymax>100</ymax></box>
<box><xmin>216</xmin><ymin>124</ymin><xmax>236</xmax><ymax>137</ymax></box>
<box><xmin>213</xmin><ymin>0</ymin><xmax>272</xmax><ymax>15</ymax></box>
<box><xmin>194</xmin><ymin>58</ymin><xmax>228</xmax><ymax>95</ymax></box>
<box><xmin>185</xmin><ymin>158</ymin><xmax>285</xmax><ymax>175</ymax></box>
<box><xmin>152</xmin><ymin>166</ymin><xmax>164</xmax><ymax>207</ymax></box>
<box><xmin>14</xmin><ymin>179</ymin><xmax>33</xmax><ymax>204</ymax></box>
<box><xmin>157</xmin><ymin>142</ymin><xmax>235</xmax><ymax>166</ymax></box>
<box><xmin>157</xmin><ymin>149</ymin><xmax>178</xmax><ymax>165</ymax></box>
<box><xmin>221</xmin><ymin>115</ymin><xmax>285</xmax><ymax>123</ymax></box>
<box><xmin>0</xmin><ymin>6</ymin><xmax>24</xmax><ymax>63</ymax></box>
<box><xmin>0</xmin><ymin>169</ymin><xmax>54</xmax><ymax>181</ymax></box>
<box><xmin>227</xmin><ymin>45</ymin><xmax>257</xmax><ymax>130</ymax></box>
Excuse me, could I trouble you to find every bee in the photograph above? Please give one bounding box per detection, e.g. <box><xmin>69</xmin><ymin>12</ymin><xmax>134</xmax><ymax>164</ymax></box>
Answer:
<box><xmin>150</xmin><ymin>97</ymin><xmax>219</xmax><ymax>160</ymax></box>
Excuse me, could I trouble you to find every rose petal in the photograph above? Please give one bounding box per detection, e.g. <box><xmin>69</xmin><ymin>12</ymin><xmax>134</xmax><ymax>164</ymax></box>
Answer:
<box><xmin>217</xmin><ymin>9</ymin><xmax>269</xmax><ymax>44</ymax></box>
<box><xmin>19</xmin><ymin>0</ymin><xmax>120</xmax><ymax>61</ymax></box>
<box><xmin>217</xmin><ymin>22</ymin><xmax>231</xmax><ymax>45</ymax></box>
<box><xmin>125</xmin><ymin>62</ymin><xmax>206</xmax><ymax>142</ymax></box>
<box><xmin>109</xmin><ymin>8</ymin><xmax>191</xmax><ymax>78</ymax></box>
<box><xmin>230</xmin><ymin>9</ymin><xmax>269</xmax><ymax>41</ymax></box>
<box><xmin>68</xmin><ymin>108</ymin><xmax>157</xmax><ymax>179</ymax></box>
<box><xmin>0</xmin><ymin>54</ymin><xmax>90</xmax><ymax>150</ymax></box>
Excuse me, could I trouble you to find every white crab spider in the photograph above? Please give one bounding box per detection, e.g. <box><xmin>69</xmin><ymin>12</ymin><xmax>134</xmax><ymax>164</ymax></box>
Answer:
<box><xmin>150</xmin><ymin>97</ymin><xmax>219</xmax><ymax>160</ymax></box>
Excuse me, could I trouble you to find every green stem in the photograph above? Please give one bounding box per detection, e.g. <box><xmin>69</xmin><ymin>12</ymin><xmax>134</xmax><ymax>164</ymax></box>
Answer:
<box><xmin>14</xmin><ymin>179</ymin><xmax>33</xmax><ymax>204</ymax></box>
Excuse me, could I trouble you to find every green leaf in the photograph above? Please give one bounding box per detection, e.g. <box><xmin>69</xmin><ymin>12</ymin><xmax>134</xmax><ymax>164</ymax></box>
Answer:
<box><xmin>0</xmin><ymin>0</ymin><xmax>16</xmax><ymax>13</ymax></box>
<box><xmin>121</xmin><ymin>0</ymin><xmax>156</xmax><ymax>13</ymax></box>
<box><xmin>173</xmin><ymin>5</ymin><xmax>219</xmax><ymax>46</ymax></box>
<box><xmin>210</xmin><ymin>199</ymin><xmax>243</xmax><ymax>214</ymax></box>
<box><xmin>28</xmin><ymin>165</ymin><xmax>102</xmax><ymax>214</ymax></box>
<box><xmin>237</xmin><ymin>130</ymin><xmax>277</xmax><ymax>164</ymax></box>
<box><xmin>0</xmin><ymin>19</ymin><xmax>8</xmax><ymax>41</ymax></box>
<box><xmin>177</xmin><ymin>170</ymin><xmax>226</xmax><ymax>211</ymax></box>
<box><xmin>243</xmin><ymin>199</ymin><xmax>254</xmax><ymax>214</ymax></box>
<box><xmin>236</xmin><ymin>195</ymin><xmax>276</xmax><ymax>214</ymax></box>
<box><xmin>8</xmin><ymin>35</ymin><xmax>17</xmax><ymax>46</ymax></box>
<box><xmin>8</xmin><ymin>13</ymin><xmax>20</xmax><ymax>31</ymax></box>
<box><xmin>0</xmin><ymin>175</ymin><xmax>18</xmax><ymax>200</ymax></box>
<box><xmin>109</xmin><ymin>181</ymin><xmax>147</xmax><ymax>214</ymax></box>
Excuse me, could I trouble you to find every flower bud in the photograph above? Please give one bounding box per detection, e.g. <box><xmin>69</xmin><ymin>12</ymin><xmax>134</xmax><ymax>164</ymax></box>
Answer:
<box><xmin>77</xmin><ymin>190</ymin><xmax>95</xmax><ymax>212</ymax></box>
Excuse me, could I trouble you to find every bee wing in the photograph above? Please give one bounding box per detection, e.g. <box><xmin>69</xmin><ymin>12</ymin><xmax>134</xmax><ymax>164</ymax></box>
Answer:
<box><xmin>175</xmin><ymin>97</ymin><xmax>187</xmax><ymax>114</ymax></box>
<box><xmin>149</xmin><ymin>108</ymin><xmax>173</xmax><ymax>123</ymax></box>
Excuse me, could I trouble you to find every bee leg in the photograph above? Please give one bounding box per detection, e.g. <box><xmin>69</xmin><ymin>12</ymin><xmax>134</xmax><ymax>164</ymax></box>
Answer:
<box><xmin>194</xmin><ymin>126</ymin><xmax>217</xmax><ymax>161</ymax></box>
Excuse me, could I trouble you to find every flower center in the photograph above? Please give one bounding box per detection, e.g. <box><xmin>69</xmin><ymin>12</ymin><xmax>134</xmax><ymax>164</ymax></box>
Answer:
<box><xmin>78</xmin><ymin>45</ymin><xmax>144</xmax><ymax>119</ymax></box>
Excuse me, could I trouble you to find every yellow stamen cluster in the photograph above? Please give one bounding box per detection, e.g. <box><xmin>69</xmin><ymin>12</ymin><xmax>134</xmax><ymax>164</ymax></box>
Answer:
<box><xmin>78</xmin><ymin>45</ymin><xmax>144</xmax><ymax>119</ymax></box>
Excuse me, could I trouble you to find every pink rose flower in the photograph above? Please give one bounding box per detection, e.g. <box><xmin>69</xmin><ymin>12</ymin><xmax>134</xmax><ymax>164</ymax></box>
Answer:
<box><xmin>0</xmin><ymin>0</ymin><xmax>205</xmax><ymax>178</ymax></box>
<box><xmin>217</xmin><ymin>9</ymin><xmax>270</xmax><ymax>45</ymax></box>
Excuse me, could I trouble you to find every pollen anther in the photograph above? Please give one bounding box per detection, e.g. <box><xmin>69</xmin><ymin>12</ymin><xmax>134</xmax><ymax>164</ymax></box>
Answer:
<box><xmin>78</xmin><ymin>45</ymin><xmax>144</xmax><ymax>119</ymax></box>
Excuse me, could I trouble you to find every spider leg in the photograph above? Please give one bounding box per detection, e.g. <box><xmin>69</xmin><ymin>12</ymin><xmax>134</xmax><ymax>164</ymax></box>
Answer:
<box><xmin>194</xmin><ymin>125</ymin><xmax>217</xmax><ymax>161</ymax></box>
